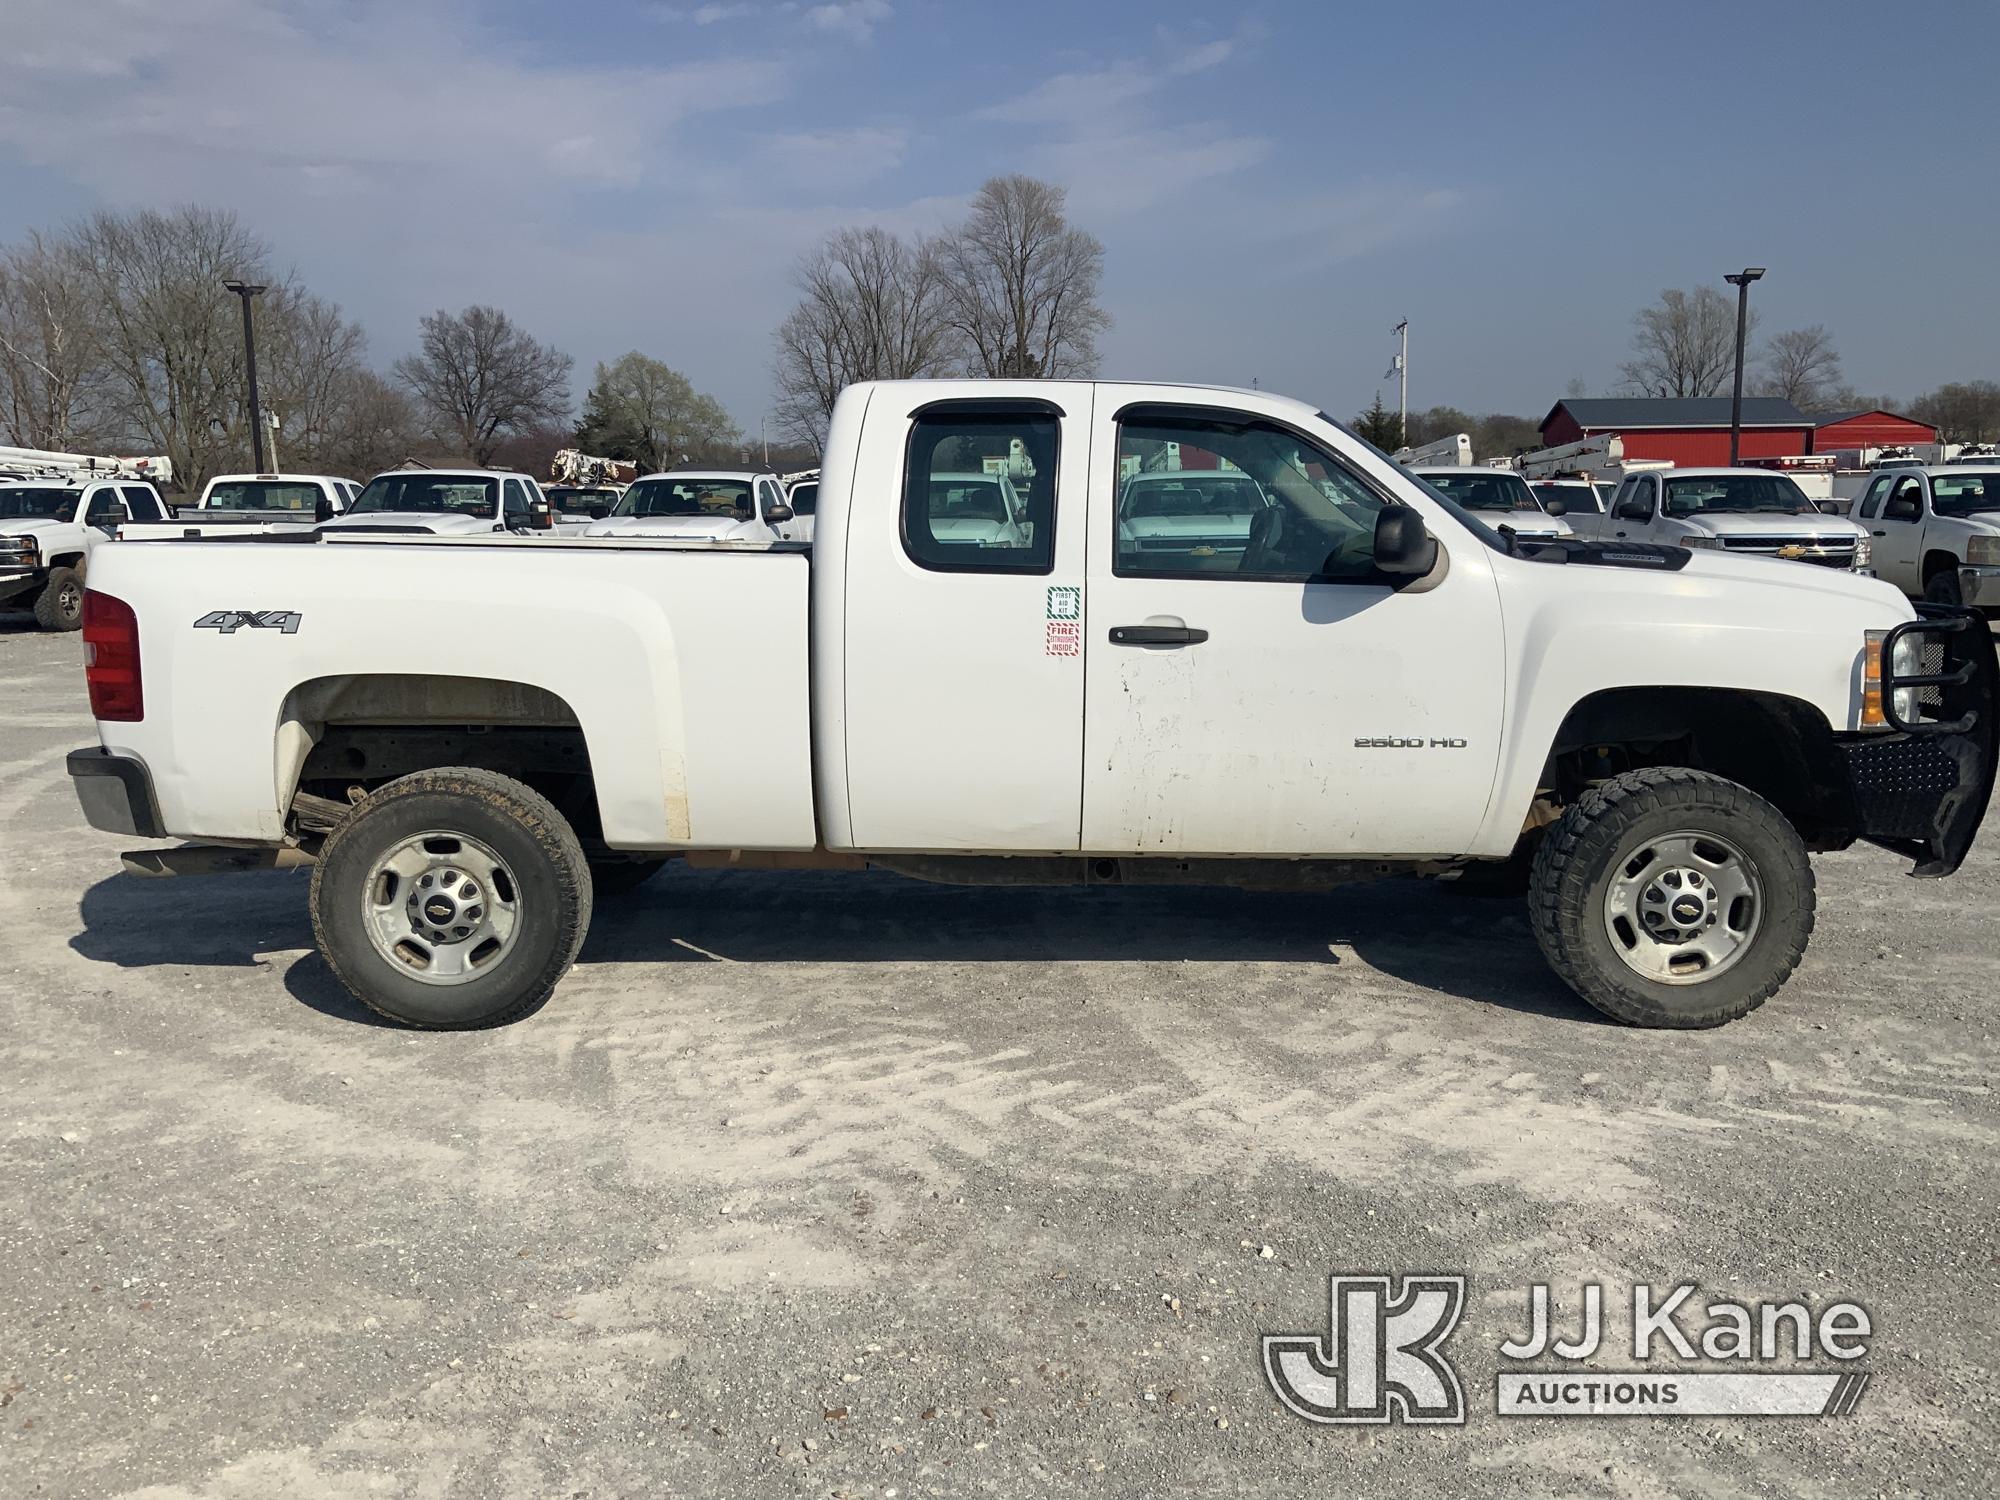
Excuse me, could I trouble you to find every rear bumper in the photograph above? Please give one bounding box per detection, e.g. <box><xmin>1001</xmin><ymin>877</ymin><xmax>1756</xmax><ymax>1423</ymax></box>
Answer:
<box><xmin>1836</xmin><ymin>605</ymin><xmax>1998</xmax><ymax>877</ymax></box>
<box><xmin>68</xmin><ymin>747</ymin><xmax>165</xmax><ymax>839</ymax></box>
<box><xmin>1956</xmin><ymin>565</ymin><xmax>2000</xmax><ymax>609</ymax></box>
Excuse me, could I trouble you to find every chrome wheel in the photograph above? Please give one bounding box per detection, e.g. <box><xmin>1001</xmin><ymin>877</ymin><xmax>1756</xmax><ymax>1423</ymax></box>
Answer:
<box><xmin>56</xmin><ymin>580</ymin><xmax>82</xmax><ymax>623</ymax></box>
<box><xmin>1601</xmin><ymin>828</ymin><xmax>1762</xmax><ymax>985</ymax></box>
<box><xmin>360</xmin><ymin>831</ymin><xmax>520</xmax><ymax>985</ymax></box>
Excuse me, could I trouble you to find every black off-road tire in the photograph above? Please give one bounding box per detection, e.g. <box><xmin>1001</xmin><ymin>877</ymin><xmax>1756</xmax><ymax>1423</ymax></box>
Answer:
<box><xmin>1528</xmin><ymin>767</ymin><xmax>1814</xmax><ymax>1028</ymax></box>
<box><xmin>588</xmin><ymin>856</ymin><xmax>670</xmax><ymax>899</ymax></box>
<box><xmin>310</xmin><ymin>768</ymin><xmax>592</xmax><ymax>1028</ymax></box>
<box><xmin>33</xmin><ymin>564</ymin><xmax>85</xmax><ymax>631</ymax></box>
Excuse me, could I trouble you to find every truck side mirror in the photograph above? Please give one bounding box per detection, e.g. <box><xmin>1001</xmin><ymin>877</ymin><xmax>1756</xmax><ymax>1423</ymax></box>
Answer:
<box><xmin>765</xmin><ymin>503</ymin><xmax>794</xmax><ymax>524</ymax></box>
<box><xmin>527</xmin><ymin>499</ymin><xmax>555</xmax><ymax>531</ymax></box>
<box><xmin>315</xmin><ymin>495</ymin><xmax>335</xmax><ymax>523</ymax></box>
<box><xmin>1617</xmin><ymin>497</ymin><xmax>1652</xmax><ymax>521</ymax></box>
<box><xmin>1373</xmin><ymin>508</ymin><xmax>1438</xmax><ymax>576</ymax></box>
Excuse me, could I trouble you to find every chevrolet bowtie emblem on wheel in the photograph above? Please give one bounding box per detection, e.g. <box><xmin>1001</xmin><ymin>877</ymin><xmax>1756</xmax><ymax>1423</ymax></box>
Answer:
<box><xmin>1263</xmin><ymin>1275</ymin><xmax>1467</xmax><ymax>1424</ymax></box>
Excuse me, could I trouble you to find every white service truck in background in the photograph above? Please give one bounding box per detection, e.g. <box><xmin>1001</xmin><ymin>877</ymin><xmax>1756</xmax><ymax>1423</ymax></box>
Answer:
<box><xmin>1574</xmin><ymin>468</ymin><xmax>1875</xmax><ymax>571</ymax></box>
<box><xmin>67</xmin><ymin>380</ymin><xmax>1995</xmax><ymax>1034</ymax></box>
<box><xmin>1410</xmin><ymin>465</ymin><xmax>1572</xmax><ymax>543</ymax></box>
<box><xmin>321</xmin><ymin>469</ymin><xmax>559</xmax><ymax>536</ymax></box>
<box><xmin>1848</xmin><ymin>464</ymin><xmax>2000</xmax><ymax>609</ymax></box>
<box><xmin>117</xmin><ymin>473</ymin><xmax>358</xmax><ymax>540</ymax></box>
<box><xmin>583</xmin><ymin>471</ymin><xmax>794</xmax><ymax>543</ymax></box>
<box><xmin>0</xmin><ymin>476</ymin><xmax>171</xmax><ymax>629</ymax></box>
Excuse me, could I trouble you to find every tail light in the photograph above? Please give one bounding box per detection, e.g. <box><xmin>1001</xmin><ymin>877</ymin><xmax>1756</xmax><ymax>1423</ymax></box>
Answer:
<box><xmin>83</xmin><ymin>590</ymin><xmax>143</xmax><ymax>721</ymax></box>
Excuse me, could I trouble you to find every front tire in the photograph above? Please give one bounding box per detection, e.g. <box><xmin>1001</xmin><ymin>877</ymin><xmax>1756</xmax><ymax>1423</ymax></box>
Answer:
<box><xmin>1925</xmin><ymin>567</ymin><xmax>1964</xmax><ymax>608</ymax></box>
<box><xmin>33</xmin><ymin>565</ymin><xmax>84</xmax><ymax>631</ymax></box>
<box><xmin>310</xmin><ymin>768</ymin><xmax>591</xmax><ymax>1028</ymax></box>
<box><xmin>1528</xmin><ymin>768</ymin><xmax>1814</xmax><ymax>1028</ymax></box>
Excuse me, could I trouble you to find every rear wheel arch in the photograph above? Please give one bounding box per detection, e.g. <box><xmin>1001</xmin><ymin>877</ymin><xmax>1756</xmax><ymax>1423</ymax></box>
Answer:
<box><xmin>1922</xmin><ymin>548</ymin><xmax>1962</xmax><ymax>584</ymax></box>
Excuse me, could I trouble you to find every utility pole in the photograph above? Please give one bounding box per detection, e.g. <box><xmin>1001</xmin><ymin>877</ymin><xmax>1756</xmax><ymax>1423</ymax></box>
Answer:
<box><xmin>1388</xmin><ymin>320</ymin><xmax>1409</xmax><ymax>446</ymax></box>
<box><xmin>1724</xmin><ymin>268</ymin><xmax>1765</xmax><ymax>465</ymax></box>
<box><xmin>221</xmin><ymin>279</ymin><xmax>269</xmax><ymax>471</ymax></box>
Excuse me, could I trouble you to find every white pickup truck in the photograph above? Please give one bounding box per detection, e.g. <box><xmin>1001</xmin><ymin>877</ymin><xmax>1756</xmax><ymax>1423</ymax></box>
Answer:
<box><xmin>1581</xmin><ymin>468</ymin><xmax>1875</xmax><ymax>571</ymax></box>
<box><xmin>1409</xmin><ymin>466</ymin><xmax>1572</xmax><ymax>544</ymax></box>
<box><xmin>66</xmin><ymin>380</ymin><xmax>1996</xmax><ymax>1033</ymax></box>
<box><xmin>117</xmin><ymin>473</ymin><xmax>359</xmax><ymax>541</ymax></box>
<box><xmin>1848</xmin><ymin>465</ymin><xmax>2000</xmax><ymax>610</ymax></box>
<box><xmin>583</xmin><ymin>470</ymin><xmax>793</xmax><ymax>543</ymax></box>
<box><xmin>0</xmin><ymin>477</ymin><xmax>172</xmax><ymax>629</ymax></box>
<box><xmin>322</xmin><ymin>468</ymin><xmax>558</xmax><ymax>536</ymax></box>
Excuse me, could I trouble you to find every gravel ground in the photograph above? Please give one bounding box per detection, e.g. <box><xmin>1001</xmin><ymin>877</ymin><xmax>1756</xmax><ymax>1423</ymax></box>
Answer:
<box><xmin>2</xmin><ymin>614</ymin><xmax>1995</xmax><ymax>1499</ymax></box>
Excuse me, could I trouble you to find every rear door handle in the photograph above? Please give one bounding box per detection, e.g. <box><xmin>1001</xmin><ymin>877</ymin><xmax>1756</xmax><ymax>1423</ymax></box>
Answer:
<box><xmin>1110</xmin><ymin>624</ymin><xmax>1208</xmax><ymax>646</ymax></box>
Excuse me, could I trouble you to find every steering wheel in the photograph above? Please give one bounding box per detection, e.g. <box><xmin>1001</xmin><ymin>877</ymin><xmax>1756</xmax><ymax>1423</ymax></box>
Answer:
<box><xmin>1244</xmin><ymin>504</ymin><xmax>1288</xmax><ymax>572</ymax></box>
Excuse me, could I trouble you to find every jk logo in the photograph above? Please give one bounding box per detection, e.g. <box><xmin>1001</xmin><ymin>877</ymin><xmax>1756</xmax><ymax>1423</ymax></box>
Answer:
<box><xmin>1263</xmin><ymin>1274</ymin><xmax>1467</xmax><ymax>1425</ymax></box>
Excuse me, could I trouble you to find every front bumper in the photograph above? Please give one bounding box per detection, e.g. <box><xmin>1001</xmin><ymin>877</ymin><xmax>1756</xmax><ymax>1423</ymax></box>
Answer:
<box><xmin>1957</xmin><ymin>565</ymin><xmax>2000</xmax><ymax>609</ymax></box>
<box><xmin>1836</xmin><ymin>605</ymin><xmax>1998</xmax><ymax>876</ymax></box>
<box><xmin>0</xmin><ymin>565</ymin><xmax>47</xmax><ymax>606</ymax></box>
<box><xmin>68</xmin><ymin>748</ymin><xmax>166</xmax><ymax>839</ymax></box>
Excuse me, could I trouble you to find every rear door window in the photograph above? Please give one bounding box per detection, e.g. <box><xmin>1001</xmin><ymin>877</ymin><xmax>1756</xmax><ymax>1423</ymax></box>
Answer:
<box><xmin>901</xmin><ymin>405</ymin><xmax>1058</xmax><ymax>574</ymax></box>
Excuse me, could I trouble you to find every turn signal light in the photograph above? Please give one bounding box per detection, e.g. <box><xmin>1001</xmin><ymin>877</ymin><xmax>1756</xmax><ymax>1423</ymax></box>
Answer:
<box><xmin>82</xmin><ymin>590</ymin><xmax>143</xmax><ymax>722</ymax></box>
<box><xmin>1860</xmin><ymin>631</ymin><xmax>1886</xmax><ymax>728</ymax></box>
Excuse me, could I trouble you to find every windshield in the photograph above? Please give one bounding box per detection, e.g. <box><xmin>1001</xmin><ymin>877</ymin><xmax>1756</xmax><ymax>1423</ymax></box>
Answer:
<box><xmin>0</xmin><ymin>487</ymin><xmax>80</xmax><ymax>522</ymax></box>
<box><xmin>1420</xmin><ymin>471</ymin><xmax>1544</xmax><ymax>513</ymax></box>
<box><xmin>547</xmin><ymin>487</ymin><xmax>619</xmax><ymax>510</ymax></box>
<box><xmin>930</xmin><ymin>478</ymin><xmax>1010</xmax><ymax>522</ymax></box>
<box><xmin>1663</xmin><ymin>474</ymin><xmax>1811</xmax><ymax>515</ymax></box>
<box><xmin>1532</xmin><ymin>482</ymin><xmax>1599</xmax><ymax>514</ymax></box>
<box><xmin>205</xmin><ymin>480</ymin><xmax>322</xmax><ymax>512</ymax></box>
<box><xmin>351</xmin><ymin>475</ymin><xmax>498</xmax><ymax>517</ymax></box>
<box><xmin>1932</xmin><ymin>471</ymin><xmax>2000</xmax><ymax>517</ymax></box>
<box><xmin>614</xmin><ymin>478</ymin><xmax>753</xmax><ymax>518</ymax></box>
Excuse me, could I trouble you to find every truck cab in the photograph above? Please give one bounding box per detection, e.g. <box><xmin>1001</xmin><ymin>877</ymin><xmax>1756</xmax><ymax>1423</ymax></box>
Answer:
<box><xmin>0</xmin><ymin>477</ymin><xmax>170</xmax><ymax>630</ymax></box>
<box><xmin>1851</xmin><ymin>465</ymin><xmax>2000</xmax><ymax>608</ymax></box>
<box><xmin>320</xmin><ymin>469</ymin><xmax>552</xmax><ymax>536</ymax></box>
<box><xmin>583</xmin><ymin>471</ymin><xmax>793</xmax><ymax>543</ymax></box>
<box><xmin>1596</xmin><ymin>468</ymin><xmax>1873</xmax><ymax>571</ymax></box>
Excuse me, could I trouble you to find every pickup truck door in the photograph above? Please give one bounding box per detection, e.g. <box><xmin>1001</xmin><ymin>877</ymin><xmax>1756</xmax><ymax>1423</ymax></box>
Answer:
<box><xmin>1870</xmin><ymin>474</ymin><xmax>1926</xmax><ymax>592</ymax></box>
<box><xmin>839</xmin><ymin>387</ymin><xmax>1093</xmax><ymax>850</ymax></box>
<box><xmin>1078</xmin><ymin>400</ymin><xmax>1504</xmax><ymax>855</ymax></box>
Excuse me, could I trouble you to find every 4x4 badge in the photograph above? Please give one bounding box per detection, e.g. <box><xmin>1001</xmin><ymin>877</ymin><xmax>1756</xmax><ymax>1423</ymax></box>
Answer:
<box><xmin>193</xmin><ymin>610</ymin><xmax>302</xmax><ymax>635</ymax></box>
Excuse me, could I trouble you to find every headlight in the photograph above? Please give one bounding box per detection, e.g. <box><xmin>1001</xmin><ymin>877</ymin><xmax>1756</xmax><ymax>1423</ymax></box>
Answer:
<box><xmin>0</xmin><ymin>536</ymin><xmax>39</xmax><ymax>565</ymax></box>
<box><xmin>1851</xmin><ymin>537</ymin><xmax>1872</xmax><ymax>570</ymax></box>
<box><xmin>1967</xmin><ymin>535</ymin><xmax>2000</xmax><ymax>566</ymax></box>
<box><xmin>1678</xmin><ymin>535</ymin><xmax>1721</xmax><ymax>549</ymax></box>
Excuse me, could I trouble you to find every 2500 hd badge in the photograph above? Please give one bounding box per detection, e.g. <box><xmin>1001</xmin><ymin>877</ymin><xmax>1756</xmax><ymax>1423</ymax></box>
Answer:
<box><xmin>1354</xmin><ymin>736</ymin><xmax>1469</xmax><ymax>749</ymax></box>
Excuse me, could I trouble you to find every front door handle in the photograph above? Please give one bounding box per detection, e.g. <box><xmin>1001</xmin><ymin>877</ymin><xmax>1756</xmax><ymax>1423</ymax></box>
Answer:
<box><xmin>1872</xmin><ymin>530</ymin><xmax>1886</xmax><ymax>537</ymax></box>
<box><xmin>1110</xmin><ymin>624</ymin><xmax>1208</xmax><ymax>646</ymax></box>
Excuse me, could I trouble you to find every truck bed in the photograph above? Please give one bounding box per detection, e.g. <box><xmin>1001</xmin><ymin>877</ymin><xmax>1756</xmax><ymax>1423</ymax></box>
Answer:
<box><xmin>82</xmin><ymin>533</ymin><xmax>816</xmax><ymax>850</ymax></box>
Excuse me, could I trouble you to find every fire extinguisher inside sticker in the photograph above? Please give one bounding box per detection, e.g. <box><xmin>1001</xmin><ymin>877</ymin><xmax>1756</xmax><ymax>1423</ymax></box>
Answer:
<box><xmin>1046</xmin><ymin>621</ymin><xmax>1081</xmax><ymax>656</ymax></box>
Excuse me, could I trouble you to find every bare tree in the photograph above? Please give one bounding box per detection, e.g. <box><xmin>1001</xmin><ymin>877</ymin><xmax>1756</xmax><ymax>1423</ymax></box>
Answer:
<box><xmin>65</xmin><ymin>205</ymin><xmax>277</xmax><ymax>490</ymax></box>
<box><xmin>0</xmin><ymin>231</ymin><xmax>108</xmax><ymax>450</ymax></box>
<box><xmin>1619</xmin><ymin>285</ymin><xmax>1755</xmax><ymax>398</ymax></box>
<box><xmin>772</xmin><ymin>226</ymin><xmax>959</xmax><ymax>447</ymax></box>
<box><xmin>937</xmin><ymin>175</ymin><xmax>1110</xmax><ymax>381</ymax></box>
<box><xmin>1757</xmin><ymin>326</ymin><xmax>1843</xmax><ymax>410</ymax></box>
<box><xmin>393</xmin><ymin>305</ymin><xmax>572</xmax><ymax>464</ymax></box>
<box><xmin>259</xmin><ymin>289</ymin><xmax>369</xmax><ymax>470</ymax></box>
<box><xmin>1910</xmin><ymin>381</ymin><xmax>2000</xmax><ymax>443</ymax></box>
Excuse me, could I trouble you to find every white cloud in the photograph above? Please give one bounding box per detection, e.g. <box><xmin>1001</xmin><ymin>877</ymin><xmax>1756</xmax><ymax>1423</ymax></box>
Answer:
<box><xmin>805</xmin><ymin>1</ymin><xmax>892</xmax><ymax>40</ymax></box>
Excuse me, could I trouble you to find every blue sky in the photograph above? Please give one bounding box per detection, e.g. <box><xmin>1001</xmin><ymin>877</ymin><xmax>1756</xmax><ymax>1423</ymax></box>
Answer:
<box><xmin>2</xmin><ymin>0</ymin><xmax>1994</xmax><ymax>433</ymax></box>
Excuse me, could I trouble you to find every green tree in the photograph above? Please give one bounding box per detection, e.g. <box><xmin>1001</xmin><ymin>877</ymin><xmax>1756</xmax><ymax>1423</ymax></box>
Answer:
<box><xmin>1353</xmin><ymin>392</ymin><xmax>1403</xmax><ymax>450</ymax></box>
<box><xmin>575</xmin><ymin>351</ymin><xmax>737</xmax><ymax>470</ymax></box>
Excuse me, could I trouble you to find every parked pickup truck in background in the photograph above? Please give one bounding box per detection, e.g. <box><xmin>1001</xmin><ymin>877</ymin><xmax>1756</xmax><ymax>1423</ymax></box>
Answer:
<box><xmin>583</xmin><ymin>470</ymin><xmax>793</xmax><ymax>543</ymax></box>
<box><xmin>0</xmin><ymin>477</ymin><xmax>170</xmax><ymax>630</ymax></box>
<box><xmin>117</xmin><ymin>473</ymin><xmax>358</xmax><ymax>541</ymax></box>
<box><xmin>1848</xmin><ymin>465</ymin><xmax>2000</xmax><ymax>611</ymax></box>
<box><xmin>67</xmin><ymin>379</ymin><xmax>1996</xmax><ymax>1034</ymax></box>
<box><xmin>1410</xmin><ymin>465</ymin><xmax>1573</xmax><ymax>543</ymax></box>
<box><xmin>1579</xmin><ymin>468</ymin><xmax>1875</xmax><ymax>571</ymax></box>
<box><xmin>321</xmin><ymin>469</ymin><xmax>556</xmax><ymax>536</ymax></box>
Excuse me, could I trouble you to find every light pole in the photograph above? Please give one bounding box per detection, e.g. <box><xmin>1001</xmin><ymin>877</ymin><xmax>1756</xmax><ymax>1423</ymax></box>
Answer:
<box><xmin>221</xmin><ymin>279</ymin><xmax>269</xmax><ymax>471</ymax></box>
<box><xmin>1724</xmin><ymin>267</ymin><xmax>1765</xmax><ymax>466</ymax></box>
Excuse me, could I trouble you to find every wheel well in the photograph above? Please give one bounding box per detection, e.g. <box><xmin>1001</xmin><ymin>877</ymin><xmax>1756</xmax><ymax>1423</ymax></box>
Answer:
<box><xmin>278</xmin><ymin>674</ymin><xmax>609</xmax><ymax>847</ymax></box>
<box><xmin>1541</xmin><ymin>687</ymin><xmax>1854</xmax><ymax>848</ymax></box>
<box><xmin>49</xmin><ymin>552</ymin><xmax>84</xmax><ymax>571</ymax></box>
<box><xmin>1923</xmin><ymin>549</ymin><xmax>1961</xmax><ymax>584</ymax></box>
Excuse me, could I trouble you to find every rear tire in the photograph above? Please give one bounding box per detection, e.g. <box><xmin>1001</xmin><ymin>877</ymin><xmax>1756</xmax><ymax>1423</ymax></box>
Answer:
<box><xmin>1528</xmin><ymin>767</ymin><xmax>1813</xmax><ymax>1028</ymax></box>
<box><xmin>310</xmin><ymin>768</ymin><xmax>591</xmax><ymax>1028</ymax></box>
<box><xmin>33</xmin><ymin>565</ymin><xmax>84</xmax><ymax>631</ymax></box>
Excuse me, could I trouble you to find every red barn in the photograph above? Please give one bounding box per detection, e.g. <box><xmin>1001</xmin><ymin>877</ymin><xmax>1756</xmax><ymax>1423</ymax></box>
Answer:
<box><xmin>1538</xmin><ymin>397</ymin><xmax>1813</xmax><ymax>466</ymax></box>
<box><xmin>1807</xmin><ymin>409</ymin><xmax>1938</xmax><ymax>454</ymax></box>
